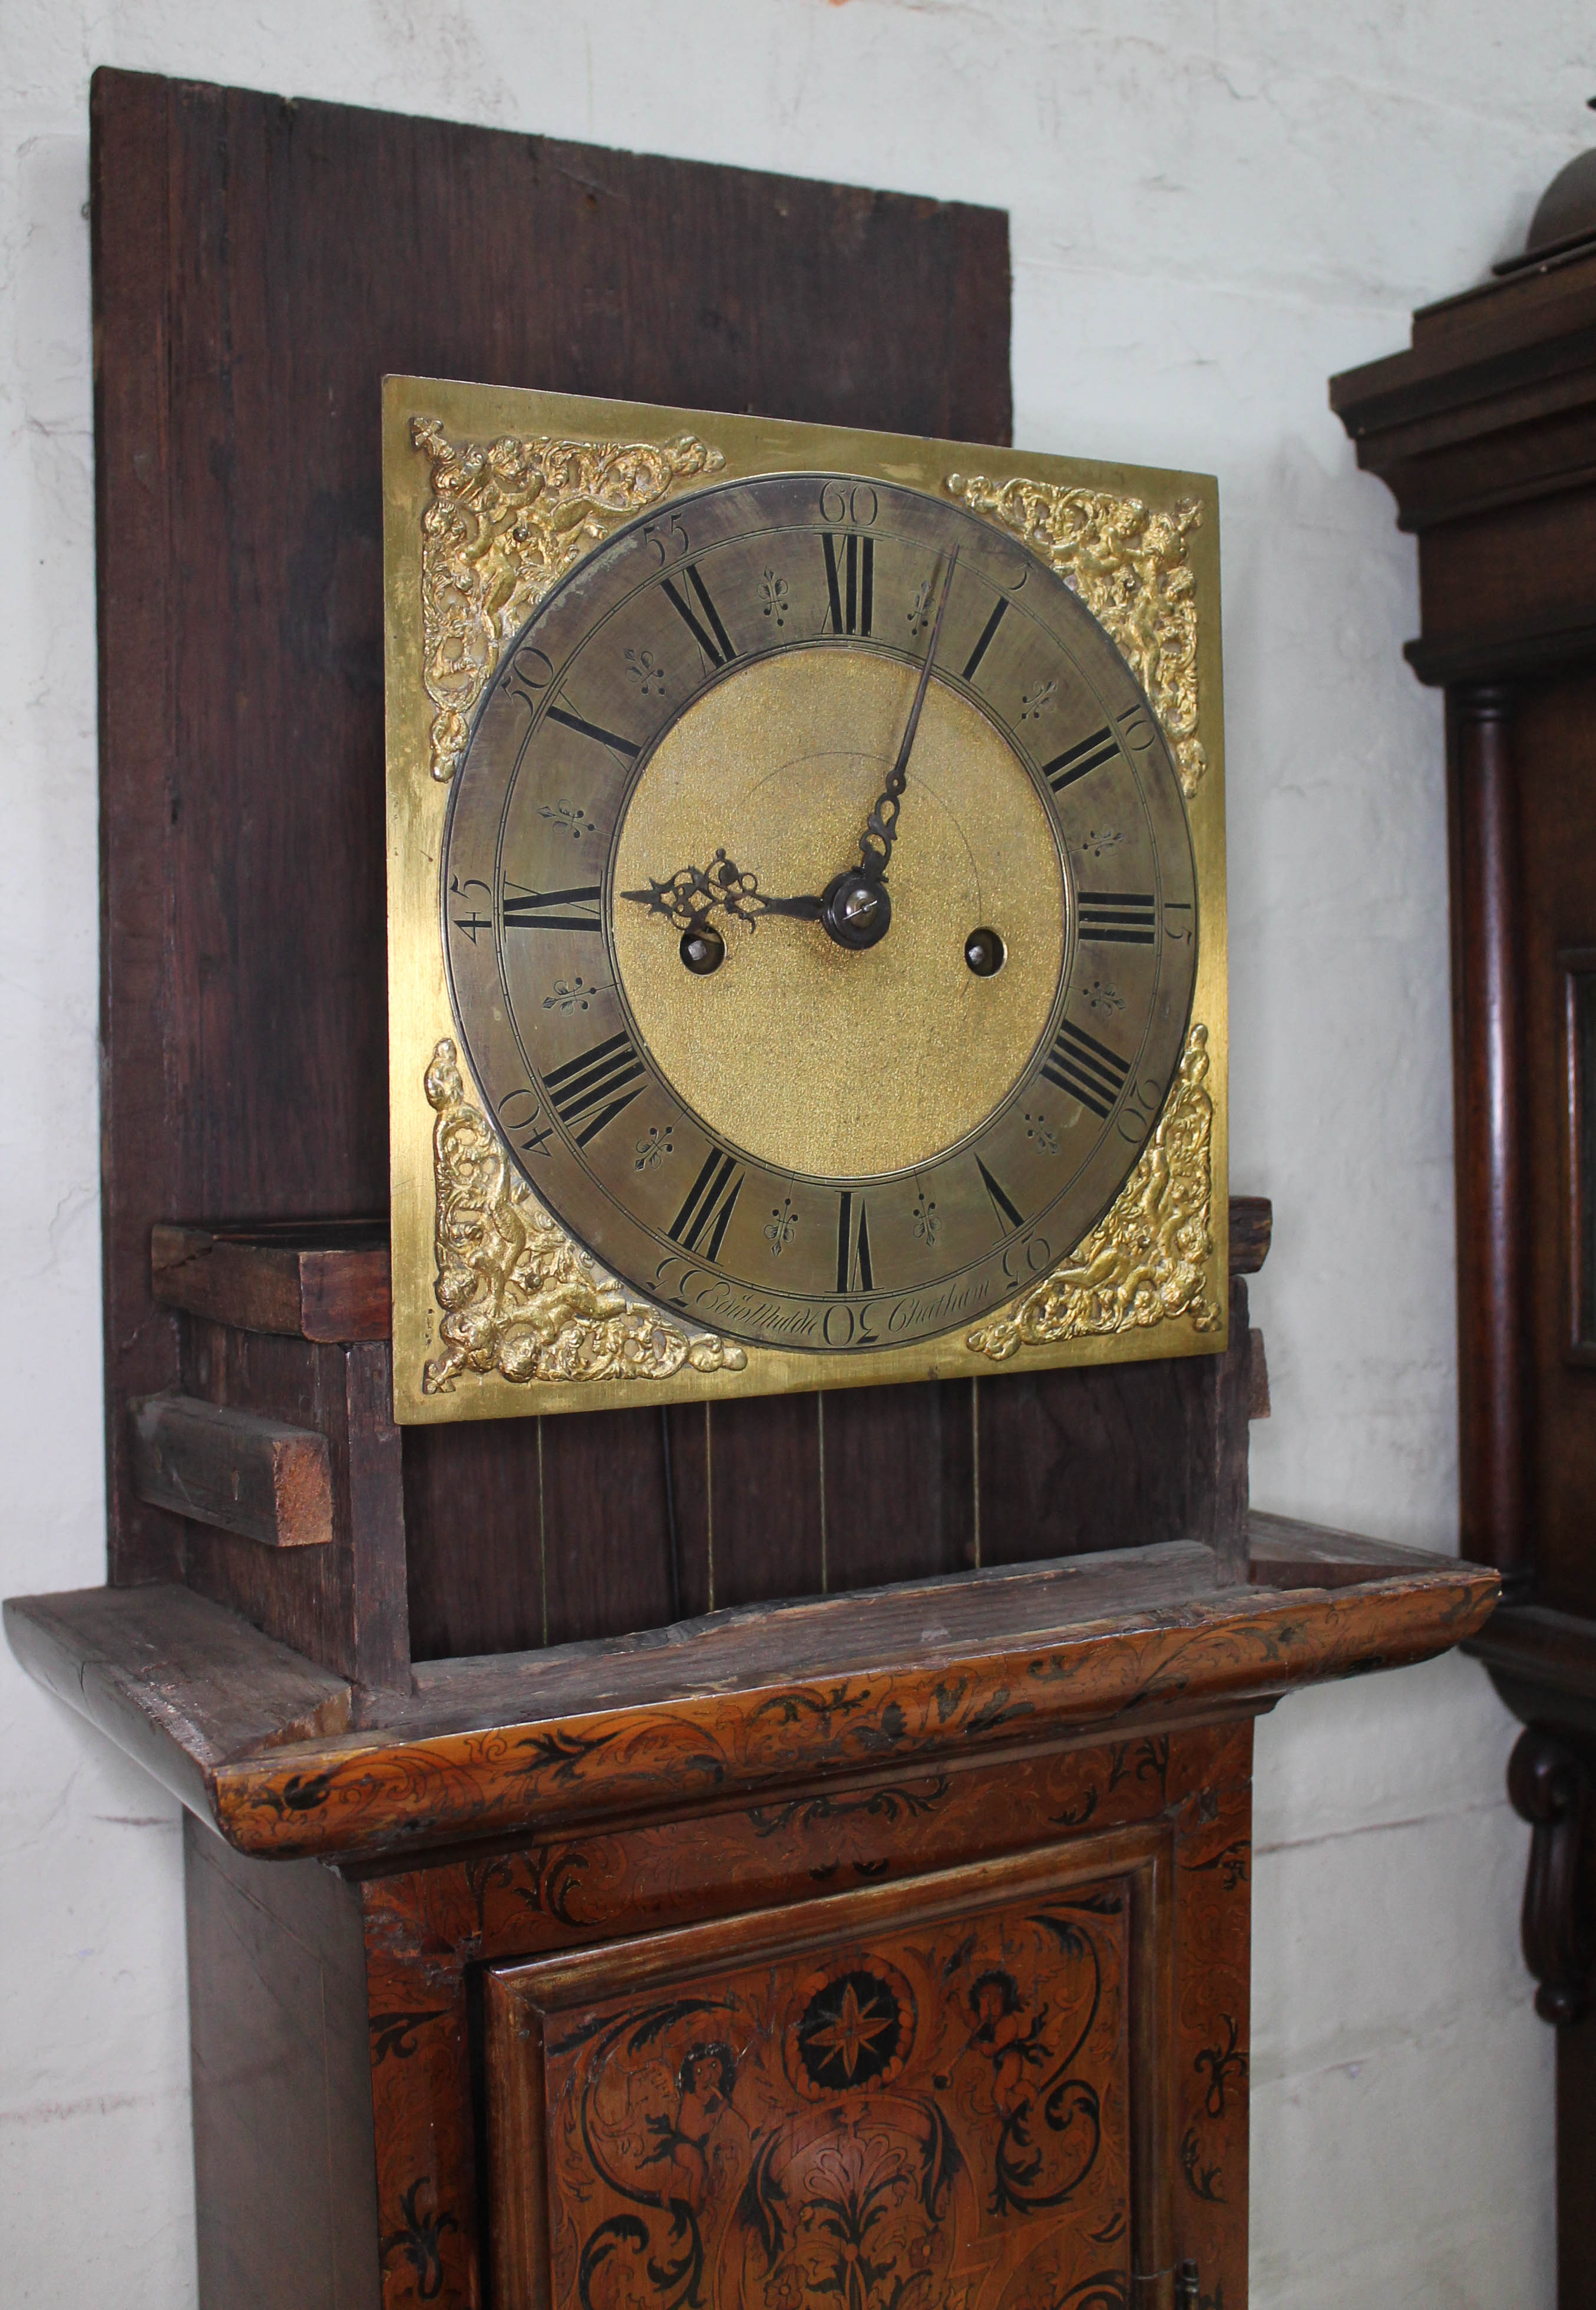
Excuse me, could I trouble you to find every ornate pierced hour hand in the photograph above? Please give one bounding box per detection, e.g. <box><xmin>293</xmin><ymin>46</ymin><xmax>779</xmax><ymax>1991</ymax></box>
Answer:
<box><xmin>622</xmin><ymin>850</ymin><xmax>825</xmax><ymax>933</ymax></box>
<box><xmin>622</xmin><ymin>852</ymin><xmax>891</xmax><ymax>959</ymax></box>
<box><xmin>623</xmin><ymin>551</ymin><xmax>963</xmax><ymax>964</ymax></box>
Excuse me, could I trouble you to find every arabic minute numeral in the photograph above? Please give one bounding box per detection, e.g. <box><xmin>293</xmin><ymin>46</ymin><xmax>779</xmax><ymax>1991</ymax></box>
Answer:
<box><xmin>1116</xmin><ymin>703</ymin><xmax>1158</xmax><ymax>752</ymax></box>
<box><xmin>497</xmin><ymin>1085</ymin><xmax>553</xmax><ymax>1159</ymax></box>
<box><xmin>643</xmin><ymin>511</ymin><xmax>689</xmax><ymax>564</ymax></box>
<box><xmin>501</xmin><ymin>644</ymin><xmax>554</xmax><ymax>711</ymax></box>
<box><xmin>818</xmin><ymin>480</ymin><xmax>878</xmax><ymax>527</ymax></box>
<box><xmin>1115</xmin><ymin>1075</ymin><xmax>1169</xmax><ymax>1146</ymax></box>
<box><xmin>1164</xmin><ymin>900</ymin><xmax>1195</xmax><ymax>946</ymax></box>
<box><xmin>450</xmin><ymin>873</ymin><xmax>491</xmax><ymax>944</ymax></box>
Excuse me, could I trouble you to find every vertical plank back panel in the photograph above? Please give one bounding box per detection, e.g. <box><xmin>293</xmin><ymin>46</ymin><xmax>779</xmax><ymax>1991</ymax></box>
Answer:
<box><xmin>94</xmin><ymin>66</ymin><xmax>1012</xmax><ymax>1635</ymax></box>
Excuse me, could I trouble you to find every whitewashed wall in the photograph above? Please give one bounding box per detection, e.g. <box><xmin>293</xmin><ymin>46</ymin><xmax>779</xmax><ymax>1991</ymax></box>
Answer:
<box><xmin>2</xmin><ymin>5</ymin><xmax>1578</xmax><ymax>2302</ymax></box>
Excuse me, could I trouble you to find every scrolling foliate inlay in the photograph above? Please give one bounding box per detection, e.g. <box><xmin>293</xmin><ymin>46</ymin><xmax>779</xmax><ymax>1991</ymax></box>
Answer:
<box><xmin>969</xmin><ymin>1025</ymin><xmax>1221</xmax><ymax>1360</ymax></box>
<box><xmin>412</xmin><ymin>418</ymin><xmax>726</xmax><ymax>783</ymax></box>
<box><xmin>423</xmin><ymin>1040</ymin><xmax>746</xmax><ymax>1394</ymax></box>
<box><xmin>946</xmin><ymin>471</ymin><xmax>1207</xmax><ymax>797</ymax></box>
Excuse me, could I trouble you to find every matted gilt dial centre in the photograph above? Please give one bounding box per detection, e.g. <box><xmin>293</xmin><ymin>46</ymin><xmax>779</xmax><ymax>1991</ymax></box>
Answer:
<box><xmin>610</xmin><ymin>649</ymin><xmax>1066</xmax><ymax>1179</ymax></box>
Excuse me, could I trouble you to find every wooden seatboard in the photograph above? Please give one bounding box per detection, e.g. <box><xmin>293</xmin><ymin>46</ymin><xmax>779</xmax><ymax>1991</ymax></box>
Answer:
<box><xmin>151</xmin><ymin>1197</ymin><xmax>1271</xmax><ymax>1343</ymax></box>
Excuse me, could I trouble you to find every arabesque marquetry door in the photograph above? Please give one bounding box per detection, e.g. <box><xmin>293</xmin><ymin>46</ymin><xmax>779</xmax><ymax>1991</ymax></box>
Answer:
<box><xmin>486</xmin><ymin>1833</ymin><xmax>1178</xmax><ymax>2310</ymax></box>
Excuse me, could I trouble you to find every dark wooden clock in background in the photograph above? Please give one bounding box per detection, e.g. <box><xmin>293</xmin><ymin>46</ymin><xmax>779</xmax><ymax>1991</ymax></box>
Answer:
<box><xmin>1334</xmin><ymin>144</ymin><xmax>1596</xmax><ymax>2310</ymax></box>
<box><xmin>0</xmin><ymin>66</ymin><xmax>1496</xmax><ymax>2310</ymax></box>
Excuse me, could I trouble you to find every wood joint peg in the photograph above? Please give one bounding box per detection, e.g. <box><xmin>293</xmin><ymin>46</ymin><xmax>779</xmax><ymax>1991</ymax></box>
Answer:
<box><xmin>128</xmin><ymin>1392</ymin><xmax>334</xmax><ymax>1549</ymax></box>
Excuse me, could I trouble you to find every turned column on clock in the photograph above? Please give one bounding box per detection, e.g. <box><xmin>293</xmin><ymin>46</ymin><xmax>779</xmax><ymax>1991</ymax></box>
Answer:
<box><xmin>1448</xmin><ymin>680</ymin><xmax>1532</xmax><ymax>1582</ymax></box>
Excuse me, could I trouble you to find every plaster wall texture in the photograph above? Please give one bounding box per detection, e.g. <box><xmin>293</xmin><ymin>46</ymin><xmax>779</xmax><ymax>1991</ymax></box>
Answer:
<box><xmin>0</xmin><ymin>3</ymin><xmax>1578</xmax><ymax>2302</ymax></box>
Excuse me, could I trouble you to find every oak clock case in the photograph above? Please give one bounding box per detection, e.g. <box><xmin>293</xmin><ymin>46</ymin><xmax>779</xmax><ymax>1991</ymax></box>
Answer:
<box><xmin>385</xmin><ymin>384</ymin><xmax>1228</xmax><ymax>1423</ymax></box>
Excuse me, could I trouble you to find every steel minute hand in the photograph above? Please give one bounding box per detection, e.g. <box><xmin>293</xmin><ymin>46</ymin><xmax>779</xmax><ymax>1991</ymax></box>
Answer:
<box><xmin>856</xmin><ymin>543</ymin><xmax>959</xmax><ymax>884</ymax></box>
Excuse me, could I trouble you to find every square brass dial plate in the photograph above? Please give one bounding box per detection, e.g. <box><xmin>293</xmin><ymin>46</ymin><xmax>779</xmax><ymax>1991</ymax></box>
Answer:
<box><xmin>384</xmin><ymin>379</ymin><xmax>1227</xmax><ymax>1423</ymax></box>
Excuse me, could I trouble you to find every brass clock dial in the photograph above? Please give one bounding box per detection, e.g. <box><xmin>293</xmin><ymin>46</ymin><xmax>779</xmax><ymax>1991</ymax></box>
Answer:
<box><xmin>440</xmin><ymin>470</ymin><xmax>1198</xmax><ymax>1359</ymax></box>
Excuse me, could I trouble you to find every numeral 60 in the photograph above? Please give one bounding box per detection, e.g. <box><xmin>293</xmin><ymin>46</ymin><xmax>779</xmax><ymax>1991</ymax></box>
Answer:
<box><xmin>820</xmin><ymin>481</ymin><xmax>878</xmax><ymax>527</ymax></box>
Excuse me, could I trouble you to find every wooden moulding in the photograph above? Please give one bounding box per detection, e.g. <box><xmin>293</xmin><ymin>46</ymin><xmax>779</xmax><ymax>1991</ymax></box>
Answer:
<box><xmin>1330</xmin><ymin>246</ymin><xmax>1596</xmax><ymax>684</ymax></box>
<box><xmin>4</xmin><ymin>1516</ymin><xmax>1497</xmax><ymax>1868</ymax></box>
<box><xmin>0</xmin><ymin>1582</ymin><xmax>351</xmax><ymax>1827</ymax></box>
<box><xmin>130</xmin><ymin>1391</ymin><xmax>334</xmax><ymax>1549</ymax></box>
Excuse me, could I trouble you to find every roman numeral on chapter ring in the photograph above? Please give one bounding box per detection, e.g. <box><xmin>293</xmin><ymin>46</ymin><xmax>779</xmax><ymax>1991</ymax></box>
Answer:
<box><xmin>1041</xmin><ymin>1020</ymin><xmax>1130</xmax><ymax>1119</ymax></box>
<box><xmin>662</xmin><ymin>565</ymin><xmax>737</xmax><ymax>667</ymax></box>
<box><xmin>822</xmin><ymin>533</ymin><xmax>873</xmax><ymax>635</ymax></box>
<box><xmin>544</xmin><ymin>705</ymin><xmax>640</xmax><ymax>758</ymax></box>
<box><xmin>541</xmin><ymin>1031</ymin><xmax>646</xmax><ymax>1147</ymax></box>
<box><xmin>501</xmin><ymin>884</ymin><xmax>602</xmax><ymax>932</ymax></box>
<box><xmin>836</xmin><ymin>1191</ymin><xmax>873</xmax><ymax>1293</ymax></box>
<box><xmin>976</xmin><ymin>1157</ymin><xmax>1025</xmax><ymax>1234</ymax></box>
<box><xmin>961</xmin><ymin>595</ymin><xmax>1007</xmax><ymax>683</ymax></box>
<box><xmin>1078</xmin><ymin>891</ymin><xmax>1157</xmax><ymax>945</ymax></box>
<box><xmin>669</xmin><ymin>1151</ymin><xmax>745</xmax><ymax>1260</ymax></box>
<box><xmin>1043</xmin><ymin>725</ymin><xmax>1118</xmax><ymax>791</ymax></box>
